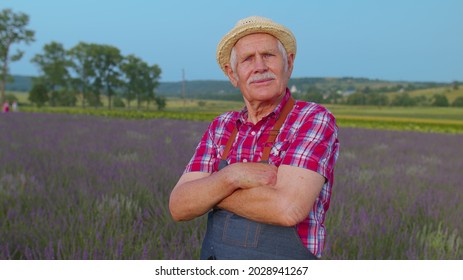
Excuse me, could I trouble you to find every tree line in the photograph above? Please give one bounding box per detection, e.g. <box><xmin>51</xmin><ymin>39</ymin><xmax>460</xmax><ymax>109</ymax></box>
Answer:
<box><xmin>29</xmin><ymin>41</ymin><xmax>163</xmax><ymax>109</ymax></box>
<box><xmin>1</xmin><ymin>8</ymin><xmax>164</xmax><ymax>110</ymax></box>
<box><xmin>296</xmin><ymin>84</ymin><xmax>463</xmax><ymax>107</ymax></box>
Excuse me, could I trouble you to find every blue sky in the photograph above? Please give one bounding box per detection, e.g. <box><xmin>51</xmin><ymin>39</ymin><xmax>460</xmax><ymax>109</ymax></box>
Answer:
<box><xmin>4</xmin><ymin>0</ymin><xmax>463</xmax><ymax>82</ymax></box>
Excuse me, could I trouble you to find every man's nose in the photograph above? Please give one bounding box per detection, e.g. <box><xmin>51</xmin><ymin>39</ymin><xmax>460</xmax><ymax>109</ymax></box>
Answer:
<box><xmin>253</xmin><ymin>55</ymin><xmax>268</xmax><ymax>73</ymax></box>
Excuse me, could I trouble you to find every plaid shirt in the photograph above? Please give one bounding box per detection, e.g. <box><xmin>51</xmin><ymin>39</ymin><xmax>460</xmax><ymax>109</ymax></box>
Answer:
<box><xmin>185</xmin><ymin>89</ymin><xmax>340</xmax><ymax>258</ymax></box>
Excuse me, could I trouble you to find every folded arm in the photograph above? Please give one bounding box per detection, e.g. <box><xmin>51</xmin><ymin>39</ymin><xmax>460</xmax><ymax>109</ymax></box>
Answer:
<box><xmin>169</xmin><ymin>162</ymin><xmax>277</xmax><ymax>221</ymax></box>
<box><xmin>169</xmin><ymin>162</ymin><xmax>324</xmax><ymax>226</ymax></box>
<box><xmin>217</xmin><ymin>164</ymin><xmax>325</xmax><ymax>226</ymax></box>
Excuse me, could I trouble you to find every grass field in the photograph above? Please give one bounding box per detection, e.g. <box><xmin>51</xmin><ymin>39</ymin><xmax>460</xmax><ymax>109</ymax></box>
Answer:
<box><xmin>326</xmin><ymin>104</ymin><xmax>463</xmax><ymax>121</ymax></box>
<box><xmin>8</xmin><ymin>90</ymin><xmax>463</xmax><ymax>134</ymax></box>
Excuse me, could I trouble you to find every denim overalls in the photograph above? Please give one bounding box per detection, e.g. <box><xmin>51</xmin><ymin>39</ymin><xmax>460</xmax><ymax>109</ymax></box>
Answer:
<box><xmin>200</xmin><ymin>98</ymin><xmax>317</xmax><ymax>260</ymax></box>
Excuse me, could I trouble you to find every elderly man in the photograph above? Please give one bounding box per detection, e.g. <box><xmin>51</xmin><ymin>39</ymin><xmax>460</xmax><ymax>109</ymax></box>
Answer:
<box><xmin>169</xmin><ymin>16</ymin><xmax>339</xmax><ymax>260</ymax></box>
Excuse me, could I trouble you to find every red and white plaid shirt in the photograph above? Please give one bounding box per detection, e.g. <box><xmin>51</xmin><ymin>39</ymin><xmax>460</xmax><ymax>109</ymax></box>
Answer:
<box><xmin>184</xmin><ymin>89</ymin><xmax>340</xmax><ymax>258</ymax></box>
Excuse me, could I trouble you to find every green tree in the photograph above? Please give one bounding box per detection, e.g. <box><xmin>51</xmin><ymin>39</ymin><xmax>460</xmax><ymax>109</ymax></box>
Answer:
<box><xmin>361</xmin><ymin>86</ymin><xmax>372</xmax><ymax>94</ymax></box>
<box><xmin>391</xmin><ymin>93</ymin><xmax>416</xmax><ymax>107</ymax></box>
<box><xmin>366</xmin><ymin>92</ymin><xmax>389</xmax><ymax>106</ymax></box>
<box><xmin>451</xmin><ymin>96</ymin><xmax>463</xmax><ymax>107</ymax></box>
<box><xmin>325</xmin><ymin>91</ymin><xmax>343</xmax><ymax>104</ymax></box>
<box><xmin>120</xmin><ymin>54</ymin><xmax>146</xmax><ymax>108</ymax></box>
<box><xmin>68</xmin><ymin>42</ymin><xmax>96</xmax><ymax>108</ymax></box>
<box><xmin>91</xmin><ymin>44</ymin><xmax>122</xmax><ymax>109</ymax></box>
<box><xmin>28</xmin><ymin>83</ymin><xmax>49</xmax><ymax>107</ymax></box>
<box><xmin>31</xmin><ymin>41</ymin><xmax>71</xmax><ymax>92</ymax></box>
<box><xmin>0</xmin><ymin>8</ymin><xmax>35</xmax><ymax>101</ymax></box>
<box><xmin>431</xmin><ymin>94</ymin><xmax>449</xmax><ymax>107</ymax></box>
<box><xmin>112</xmin><ymin>96</ymin><xmax>125</xmax><ymax>108</ymax></box>
<box><xmin>5</xmin><ymin>92</ymin><xmax>18</xmax><ymax>103</ymax></box>
<box><xmin>155</xmin><ymin>96</ymin><xmax>166</xmax><ymax>110</ymax></box>
<box><xmin>143</xmin><ymin>64</ymin><xmax>162</xmax><ymax>109</ymax></box>
<box><xmin>49</xmin><ymin>88</ymin><xmax>77</xmax><ymax>107</ymax></box>
<box><xmin>413</xmin><ymin>95</ymin><xmax>431</xmax><ymax>106</ymax></box>
<box><xmin>346</xmin><ymin>92</ymin><xmax>367</xmax><ymax>105</ymax></box>
<box><xmin>301</xmin><ymin>86</ymin><xmax>324</xmax><ymax>103</ymax></box>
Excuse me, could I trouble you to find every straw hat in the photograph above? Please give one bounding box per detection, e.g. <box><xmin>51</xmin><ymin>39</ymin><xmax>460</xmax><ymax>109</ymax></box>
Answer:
<box><xmin>216</xmin><ymin>16</ymin><xmax>297</xmax><ymax>75</ymax></box>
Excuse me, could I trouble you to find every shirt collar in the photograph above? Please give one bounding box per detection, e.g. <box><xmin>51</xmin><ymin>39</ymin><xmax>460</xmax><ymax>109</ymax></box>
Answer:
<box><xmin>237</xmin><ymin>88</ymin><xmax>291</xmax><ymax>125</ymax></box>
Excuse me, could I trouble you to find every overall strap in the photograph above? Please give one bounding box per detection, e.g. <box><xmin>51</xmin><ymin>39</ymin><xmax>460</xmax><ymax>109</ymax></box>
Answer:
<box><xmin>220</xmin><ymin>97</ymin><xmax>295</xmax><ymax>163</ymax></box>
<box><xmin>261</xmin><ymin>97</ymin><xmax>295</xmax><ymax>161</ymax></box>
<box><xmin>221</xmin><ymin>126</ymin><xmax>238</xmax><ymax>162</ymax></box>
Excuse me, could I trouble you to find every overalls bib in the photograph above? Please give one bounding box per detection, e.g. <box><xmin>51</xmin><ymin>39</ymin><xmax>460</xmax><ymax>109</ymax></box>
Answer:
<box><xmin>200</xmin><ymin>98</ymin><xmax>317</xmax><ymax>260</ymax></box>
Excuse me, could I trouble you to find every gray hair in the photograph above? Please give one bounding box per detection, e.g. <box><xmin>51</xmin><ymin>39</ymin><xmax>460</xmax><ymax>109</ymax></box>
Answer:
<box><xmin>229</xmin><ymin>39</ymin><xmax>288</xmax><ymax>77</ymax></box>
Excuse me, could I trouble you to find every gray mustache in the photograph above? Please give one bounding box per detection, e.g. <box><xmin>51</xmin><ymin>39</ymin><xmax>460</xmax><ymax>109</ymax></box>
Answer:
<box><xmin>247</xmin><ymin>72</ymin><xmax>276</xmax><ymax>85</ymax></box>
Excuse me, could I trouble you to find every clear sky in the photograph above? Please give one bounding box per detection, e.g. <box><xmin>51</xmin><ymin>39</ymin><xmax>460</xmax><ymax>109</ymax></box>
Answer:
<box><xmin>3</xmin><ymin>0</ymin><xmax>463</xmax><ymax>82</ymax></box>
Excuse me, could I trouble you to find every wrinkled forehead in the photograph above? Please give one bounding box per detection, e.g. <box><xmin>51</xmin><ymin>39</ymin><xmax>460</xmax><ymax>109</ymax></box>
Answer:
<box><xmin>233</xmin><ymin>33</ymin><xmax>282</xmax><ymax>58</ymax></box>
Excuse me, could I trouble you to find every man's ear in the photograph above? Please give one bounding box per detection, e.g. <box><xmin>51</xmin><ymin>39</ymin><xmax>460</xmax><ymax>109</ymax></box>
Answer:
<box><xmin>225</xmin><ymin>65</ymin><xmax>238</xmax><ymax>88</ymax></box>
<box><xmin>287</xmin><ymin>53</ymin><xmax>295</xmax><ymax>76</ymax></box>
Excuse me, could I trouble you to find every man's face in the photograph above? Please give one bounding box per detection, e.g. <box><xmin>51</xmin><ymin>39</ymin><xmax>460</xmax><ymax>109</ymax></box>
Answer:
<box><xmin>226</xmin><ymin>33</ymin><xmax>294</xmax><ymax>104</ymax></box>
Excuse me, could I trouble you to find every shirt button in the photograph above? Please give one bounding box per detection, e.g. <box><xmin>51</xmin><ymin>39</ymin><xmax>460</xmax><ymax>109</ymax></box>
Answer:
<box><xmin>251</xmin><ymin>131</ymin><xmax>256</xmax><ymax>136</ymax></box>
<box><xmin>243</xmin><ymin>159</ymin><xmax>248</xmax><ymax>163</ymax></box>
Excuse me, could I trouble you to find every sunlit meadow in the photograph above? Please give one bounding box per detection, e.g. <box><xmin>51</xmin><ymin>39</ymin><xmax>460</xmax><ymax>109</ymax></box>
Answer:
<box><xmin>0</xmin><ymin>112</ymin><xmax>461</xmax><ymax>259</ymax></box>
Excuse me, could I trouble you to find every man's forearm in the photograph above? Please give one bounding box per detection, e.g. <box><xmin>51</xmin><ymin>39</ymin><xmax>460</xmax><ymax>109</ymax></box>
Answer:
<box><xmin>170</xmin><ymin>171</ymin><xmax>237</xmax><ymax>221</ymax></box>
<box><xmin>216</xmin><ymin>186</ymin><xmax>297</xmax><ymax>226</ymax></box>
<box><xmin>216</xmin><ymin>165</ymin><xmax>325</xmax><ymax>227</ymax></box>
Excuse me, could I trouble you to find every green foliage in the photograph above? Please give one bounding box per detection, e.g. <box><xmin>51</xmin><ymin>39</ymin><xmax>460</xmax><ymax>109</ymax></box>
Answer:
<box><xmin>27</xmin><ymin>41</ymin><xmax>163</xmax><ymax>110</ymax></box>
<box><xmin>431</xmin><ymin>93</ymin><xmax>449</xmax><ymax>107</ymax></box>
<box><xmin>155</xmin><ymin>96</ymin><xmax>167</xmax><ymax>110</ymax></box>
<box><xmin>91</xmin><ymin>44</ymin><xmax>123</xmax><ymax>109</ymax></box>
<box><xmin>414</xmin><ymin>223</ymin><xmax>462</xmax><ymax>259</ymax></box>
<box><xmin>0</xmin><ymin>8</ymin><xmax>35</xmax><ymax>100</ymax></box>
<box><xmin>346</xmin><ymin>92</ymin><xmax>389</xmax><ymax>106</ymax></box>
<box><xmin>87</xmin><ymin>92</ymin><xmax>103</xmax><ymax>107</ymax></box>
<box><xmin>451</xmin><ymin>96</ymin><xmax>463</xmax><ymax>107</ymax></box>
<box><xmin>336</xmin><ymin>117</ymin><xmax>463</xmax><ymax>134</ymax></box>
<box><xmin>49</xmin><ymin>89</ymin><xmax>77</xmax><ymax>107</ymax></box>
<box><xmin>366</xmin><ymin>92</ymin><xmax>389</xmax><ymax>106</ymax></box>
<box><xmin>346</xmin><ymin>92</ymin><xmax>367</xmax><ymax>105</ymax></box>
<box><xmin>28</xmin><ymin>83</ymin><xmax>48</xmax><ymax>107</ymax></box>
<box><xmin>31</xmin><ymin>41</ymin><xmax>71</xmax><ymax>91</ymax></box>
<box><xmin>20</xmin><ymin>104</ymin><xmax>463</xmax><ymax>134</ymax></box>
<box><xmin>67</xmin><ymin>42</ymin><xmax>96</xmax><ymax>107</ymax></box>
<box><xmin>391</xmin><ymin>92</ymin><xmax>416</xmax><ymax>107</ymax></box>
<box><xmin>120</xmin><ymin>54</ymin><xmax>161</xmax><ymax>109</ymax></box>
<box><xmin>21</xmin><ymin>106</ymin><xmax>218</xmax><ymax>121</ymax></box>
<box><xmin>4</xmin><ymin>93</ymin><xmax>18</xmax><ymax>103</ymax></box>
<box><xmin>304</xmin><ymin>92</ymin><xmax>324</xmax><ymax>103</ymax></box>
<box><xmin>112</xmin><ymin>96</ymin><xmax>125</xmax><ymax>108</ymax></box>
<box><xmin>413</xmin><ymin>95</ymin><xmax>431</xmax><ymax>106</ymax></box>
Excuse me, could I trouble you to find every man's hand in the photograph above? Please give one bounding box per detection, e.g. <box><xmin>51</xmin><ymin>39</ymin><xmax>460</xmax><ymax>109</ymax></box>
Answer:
<box><xmin>221</xmin><ymin>162</ymin><xmax>278</xmax><ymax>190</ymax></box>
<box><xmin>217</xmin><ymin>164</ymin><xmax>325</xmax><ymax>226</ymax></box>
<box><xmin>169</xmin><ymin>162</ymin><xmax>278</xmax><ymax>222</ymax></box>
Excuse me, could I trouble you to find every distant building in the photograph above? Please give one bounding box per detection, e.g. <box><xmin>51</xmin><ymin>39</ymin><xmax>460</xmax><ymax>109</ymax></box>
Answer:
<box><xmin>290</xmin><ymin>85</ymin><xmax>299</xmax><ymax>93</ymax></box>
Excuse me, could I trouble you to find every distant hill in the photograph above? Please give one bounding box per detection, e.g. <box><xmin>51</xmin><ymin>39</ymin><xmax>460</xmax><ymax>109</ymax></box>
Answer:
<box><xmin>6</xmin><ymin>74</ymin><xmax>450</xmax><ymax>101</ymax></box>
<box><xmin>157</xmin><ymin>80</ymin><xmax>241</xmax><ymax>100</ymax></box>
<box><xmin>5</xmin><ymin>75</ymin><xmax>34</xmax><ymax>92</ymax></box>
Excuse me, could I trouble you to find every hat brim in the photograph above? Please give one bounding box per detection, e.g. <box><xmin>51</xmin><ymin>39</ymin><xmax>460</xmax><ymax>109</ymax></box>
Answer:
<box><xmin>216</xmin><ymin>21</ymin><xmax>296</xmax><ymax>75</ymax></box>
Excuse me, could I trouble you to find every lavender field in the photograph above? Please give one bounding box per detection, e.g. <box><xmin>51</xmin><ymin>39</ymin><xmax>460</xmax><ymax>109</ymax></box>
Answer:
<box><xmin>0</xmin><ymin>113</ymin><xmax>462</xmax><ymax>259</ymax></box>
